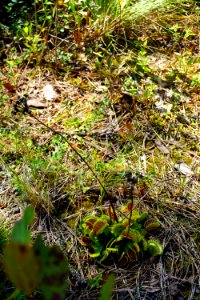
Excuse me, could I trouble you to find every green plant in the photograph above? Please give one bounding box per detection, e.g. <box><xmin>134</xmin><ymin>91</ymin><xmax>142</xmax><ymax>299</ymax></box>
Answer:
<box><xmin>21</xmin><ymin>23</ymin><xmax>43</xmax><ymax>61</ymax></box>
<box><xmin>2</xmin><ymin>206</ymin><xmax>68</xmax><ymax>299</ymax></box>
<box><xmin>98</xmin><ymin>274</ymin><xmax>115</xmax><ymax>300</ymax></box>
<box><xmin>1</xmin><ymin>0</ymin><xmax>33</xmax><ymax>30</ymax></box>
<box><xmin>0</xmin><ymin>222</ymin><xmax>8</xmax><ymax>252</ymax></box>
<box><xmin>79</xmin><ymin>202</ymin><xmax>163</xmax><ymax>265</ymax></box>
<box><xmin>0</xmin><ymin>220</ymin><xmax>10</xmax><ymax>298</ymax></box>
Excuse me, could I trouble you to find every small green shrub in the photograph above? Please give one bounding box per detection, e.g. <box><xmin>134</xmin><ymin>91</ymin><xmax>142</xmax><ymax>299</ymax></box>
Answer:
<box><xmin>79</xmin><ymin>202</ymin><xmax>163</xmax><ymax>265</ymax></box>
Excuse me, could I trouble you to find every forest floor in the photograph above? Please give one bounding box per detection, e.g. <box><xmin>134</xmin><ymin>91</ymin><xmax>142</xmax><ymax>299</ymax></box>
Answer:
<box><xmin>0</xmin><ymin>1</ymin><xmax>200</xmax><ymax>299</ymax></box>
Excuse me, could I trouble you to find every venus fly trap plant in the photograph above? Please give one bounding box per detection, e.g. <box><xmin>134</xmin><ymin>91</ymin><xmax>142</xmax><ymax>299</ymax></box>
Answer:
<box><xmin>79</xmin><ymin>202</ymin><xmax>163</xmax><ymax>265</ymax></box>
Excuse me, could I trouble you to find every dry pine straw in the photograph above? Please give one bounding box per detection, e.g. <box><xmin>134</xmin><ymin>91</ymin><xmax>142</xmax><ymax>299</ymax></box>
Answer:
<box><xmin>0</xmin><ymin>50</ymin><xmax>199</xmax><ymax>299</ymax></box>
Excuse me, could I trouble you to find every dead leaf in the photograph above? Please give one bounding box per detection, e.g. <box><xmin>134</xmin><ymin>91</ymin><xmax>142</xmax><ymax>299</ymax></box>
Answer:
<box><xmin>3</xmin><ymin>82</ymin><xmax>16</xmax><ymax>93</ymax></box>
<box><xmin>175</xmin><ymin>163</ymin><xmax>194</xmax><ymax>176</ymax></box>
<box><xmin>73</xmin><ymin>30</ymin><xmax>82</xmax><ymax>46</ymax></box>
<box><xmin>57</xmin><ymin>0</ymin><xmax>63</xmax><ymax>6</ymax></box>
<box><xmin>27</xmin><ymin>100</ymin><xmax>48</xmax><ymax>108</ymax></box>
<box><xmin>155</xmin><ymin>139</ymin><xmax>170</xmax><ymax>154</ymax></box>
<box><xmin>43</xmin><ymin>83</ymin><xmax>57</xmax><ymax>101</ymax></box>
<box><xmin>155</xmin><ymin>101</ymin><xmax>172</xmax><ymax>113</ymax></box>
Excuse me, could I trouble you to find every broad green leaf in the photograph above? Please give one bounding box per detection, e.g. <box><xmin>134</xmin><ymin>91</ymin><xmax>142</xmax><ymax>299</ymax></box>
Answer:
<box><xmin>3</xmin><ymin>241</ymin><xmax>39</xmax><ymax>296</ymax></box>
<box><xmin>34</xmin><ymin>236</ymin><xmax>68</xmax><ymax>300</ymax></box>
<box><xmin>11</xmin><ymin>206</ymin><xmax>34</xmax><ymax>245</ymax></box>
<box><xmin>23</xmin><ymin>206</ymin><xmax>34</xmax><ymax>224</ymax></box>
<box><xmin>99</xmin><ymin>274</ymin><xmax>115</xmax><ymax>300</ymax></box>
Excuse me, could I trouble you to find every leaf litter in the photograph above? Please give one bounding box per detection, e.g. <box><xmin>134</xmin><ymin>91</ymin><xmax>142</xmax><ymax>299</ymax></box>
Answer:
<box><xmin>0</xmin><ymin>11</ymin><xmax>200</xmax><ymax>300</ymax></box>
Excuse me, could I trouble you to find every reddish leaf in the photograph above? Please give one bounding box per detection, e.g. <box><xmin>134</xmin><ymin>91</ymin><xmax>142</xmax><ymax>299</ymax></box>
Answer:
<box><xmin>144</xmin><ymin>219</ymin><xmax>160</xmax><ymax>231</ymax></box>
<box><xmin>81</xmin><ymin>236</ymin><xmax>91</xmax><ymax>246</ymax></box>
<box><xmin>73</xmin><ymin>30</ymin><xmax>82</xmax><ymax>46</ymax></box>
<box><xmin>126</xmin><ymin>202</ymin><xmax>135</xmax><ymax>212</ymax></box>
<box><xmin>3</xmin><ymin>82</ymin><xmax>16</xmax><ymax>93</ymax></box>
<box><xmin>85</xmin><ymin>217</ymin><xmax>97</xmax><ymax>230</ymax></box>
<box><xmin>127</xmin><ymin>248</ymin><xmax>137</xmax><ymax>261</ymax></box>
<box><xmin>121</xmin><ymin>231</ymin><xmax>133</xmax><ymax>241</ymax></box>
<box><xmin>93</xmin><ymin>220</ymin><xmax>108</xmax><ymax>235</ymax></box>
<box><xmin>108</xmin><ymin>207</ymin><xmax>117</xmax><ymax>221</ymax></box>
<box><xmin>118</xmin><ymin>254</ymin><xmax>129</xmax><ymax>267</ymax></box>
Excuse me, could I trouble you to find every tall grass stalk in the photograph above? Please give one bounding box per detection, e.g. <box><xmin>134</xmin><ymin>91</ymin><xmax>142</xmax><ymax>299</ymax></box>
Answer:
<box><xmin>123</xmin><ymin>0</ymin><xmax>184</xmax><ymax>23</ymax></box>
<box><xmin>92</xmin><ymin>0</ymin><xmax>187</xmax><ymax>35</ymax></box>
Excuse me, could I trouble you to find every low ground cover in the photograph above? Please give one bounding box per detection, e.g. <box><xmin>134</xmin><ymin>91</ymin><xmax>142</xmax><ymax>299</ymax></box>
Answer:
<box><xmin>0</xmin><ymin>0</ymin><xmax>199</xmax><ymax>299</ymax></box>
